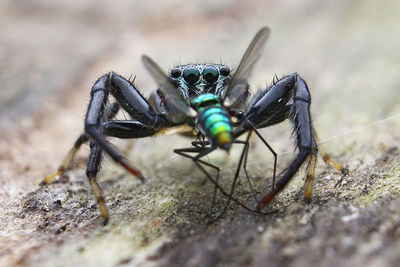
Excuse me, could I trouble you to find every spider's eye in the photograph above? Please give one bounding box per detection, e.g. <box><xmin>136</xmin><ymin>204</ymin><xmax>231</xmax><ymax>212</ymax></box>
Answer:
<box><xmin>170</xmin><ymin>68</ymin><xmax>181</xmax><ymax>78</ymax></box>
<box><xmin>219</xmin><ymin>66</ymin><xmax>230</xmax><ymax>76</ymax></box>
<box><xmin>202</xmin><ymin>65</ymin><xmax>219</xmax><ymax>84</ymax></box>
<box><xmin>183</xmin><ymin>67</ymin><xmax>200</xmax><ymax>85</ymax></box>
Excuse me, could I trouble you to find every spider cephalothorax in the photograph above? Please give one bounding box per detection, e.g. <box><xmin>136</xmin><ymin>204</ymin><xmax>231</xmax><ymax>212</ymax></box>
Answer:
<box><xmin>169</xmin><ymin>64</ymin><xmax>232</xmax><ymax>99</ymax></box>
<box><xmin>44</xmin><ymin>27</ymin><xmax>344</xmax><ymax>224</ymax></box>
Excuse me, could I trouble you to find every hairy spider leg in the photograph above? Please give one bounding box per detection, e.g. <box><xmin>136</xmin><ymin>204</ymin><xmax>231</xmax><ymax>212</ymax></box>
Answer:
<box><xmin>303</xmin><ymin>136</ymin><xmax>349</xmax><ymax>200</ymax></box>
<box><xmin>84</xmin><ymin>72</ymin><xmax>167</xmax><ymax>182</ymax></box>
<box><xmin>85</xmin><ymin>121</ymin><xmax>164</xmax><ymax>223</ymax></box>
<box><xmin>86</xmin><ymin>140</ymin><xmax>110</xmax><ymax>224</ymax></box>
<box><xmin>81</xmin><ymin>72</ymin><xmax>172</xmax><ymax>223</ymax></box>
<box><xmin>243</xmin><ymin>73</ymin><xmax>320</xmax><ymax>210</ymax></box>
<box><xmin>42</xmin><ymin>102</ymin><xmax>120</xmax><ymax>184</ymax></box>
<box><xmin>86</xmin><ymin>118</ymin><xmax>166</xmax><ymax>224</ymax></box>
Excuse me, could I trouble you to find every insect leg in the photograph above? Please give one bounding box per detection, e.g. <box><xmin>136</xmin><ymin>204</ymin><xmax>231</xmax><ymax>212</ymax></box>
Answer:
<box><xmin>235</xmin><ymin>121</ymin><xmax>278</xmax><ymax>190</ymax></box>
<box><xmin>174</xmin><ymin>146</ymin><xmax>220</xmax><ymax>220</ymax></box>
<box><xmin>175</xmin><ymin>146</ymin><xmax>262</xmax><ymax>222</ymax></box>
<box><xmin>241</xmin><ymin>131</ymin><xmax>259</xmax><ymax>203</ymax></box>
<box><xmin>211</xmin><ymin>132</ymin><xmax>254</xmax><ymax>223</ymax></box>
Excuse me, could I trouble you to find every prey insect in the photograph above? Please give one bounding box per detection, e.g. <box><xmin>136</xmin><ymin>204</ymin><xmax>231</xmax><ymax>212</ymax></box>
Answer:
<box><xmin>43</xmin><ymin>27</ymin><xmax>344</xmax><ymax>224</ymax></box>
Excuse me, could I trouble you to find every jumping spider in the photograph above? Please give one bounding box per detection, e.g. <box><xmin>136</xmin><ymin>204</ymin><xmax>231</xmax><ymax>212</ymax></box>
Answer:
<box><xmin>44</xmin><ymin>27</ymin><xmax>344</xmax><ymax>224</ymax></box>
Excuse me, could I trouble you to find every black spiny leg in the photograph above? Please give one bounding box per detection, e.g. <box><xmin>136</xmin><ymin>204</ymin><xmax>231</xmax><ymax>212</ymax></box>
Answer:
<box><xmin>84</xmin><ymin>72</ymin><xmax>165</xmax><ymax>181</ymax></box>
<box><xmin>45</xmin><ymin>72</ymin><xmax>168</xmax><ymax>222</ymax></box>
<box><xmin>86</xmin><ymin>140</ymin><xmax>110</xmax><ymax>224</ymax></box>
<box><xmin>243</xmin><ymin>73</ymin><xmax>319</xmax><ymax>210</ymax></box>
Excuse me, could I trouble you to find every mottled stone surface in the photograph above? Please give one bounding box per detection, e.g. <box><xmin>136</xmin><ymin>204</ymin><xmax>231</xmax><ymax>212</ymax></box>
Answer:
<box><xmin>1</xmin><ymin>0</ymin><xmax>399</xmax><ymax>266</ymax></box>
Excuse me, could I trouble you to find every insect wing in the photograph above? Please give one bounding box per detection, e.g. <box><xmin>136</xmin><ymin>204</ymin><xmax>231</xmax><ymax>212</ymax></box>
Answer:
<box><xmin>142</xmin><ymin>55</ymin><xmax>197</xmax><ymax>121</ymax></box>
<box><xmin>224</xmin><ymin>27</ymin><xmax>270</xmax><ymax>108</ymax></box>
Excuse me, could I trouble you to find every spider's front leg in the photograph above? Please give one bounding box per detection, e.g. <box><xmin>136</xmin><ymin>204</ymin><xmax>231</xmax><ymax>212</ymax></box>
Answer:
<box><xmin>85</xmin><ymin>72</ymin><xmax>165</xmax><ymax>179</ymax></box>
<box><xmin>243</xmin><ymin>73</ymin><xmax>320</xmax><ymax>210</ymax></box>
<box><xmin>84</xmin><ymin>72</ymin><xmax>166</xmax><ymax>222</ymax></box>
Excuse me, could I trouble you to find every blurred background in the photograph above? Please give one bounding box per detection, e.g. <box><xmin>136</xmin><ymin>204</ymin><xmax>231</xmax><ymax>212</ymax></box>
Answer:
<box><xmin>1</xmin><ymin>0</ymin><xmax>399</xmax><ymax>266</ymax></box>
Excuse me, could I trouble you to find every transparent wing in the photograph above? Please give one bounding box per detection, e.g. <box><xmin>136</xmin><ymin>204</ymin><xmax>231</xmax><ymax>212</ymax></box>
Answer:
<box><xmin>142</xmin><ymin>55</ymin><xmax>196</xmax><ymax>121</ymax></box>
<box><xmin>223</xmin><ymin>27</ymin><xmax>270</xmax><ymax>108</ymax></box>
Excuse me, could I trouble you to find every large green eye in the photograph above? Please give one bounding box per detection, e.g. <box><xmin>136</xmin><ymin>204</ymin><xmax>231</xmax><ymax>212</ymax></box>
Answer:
<box><xmin>183</xmin><ymin>67</ymin><xmax>200</xmax><ymax>85</ymax></box>
<box><xmin>203</xmin><ymin>65</ymin><xmax>219</xmax><ymax>84</ymax></box>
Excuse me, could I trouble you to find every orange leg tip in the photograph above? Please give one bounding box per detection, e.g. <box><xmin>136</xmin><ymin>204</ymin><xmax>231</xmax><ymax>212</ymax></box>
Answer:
<box><xmin>101</xmin><ymin>213</ymin><xmax>110</xmax><ymax>225</ymax></box>
<box><xmin>121</xmin><ymin>160</ymin><xmax>145</xmax><ymax>182</ymax></box>
<box><xmin>332</xmin><ymin>163</ymin><xmax>343</xmax><ymax>171</ymax></box>
<box><xmin>304</xmin><ymin>183</ymin><xmax>313</xmax><ymax>199</ymax></box>
<box><xmin>303</xmin><ymin>190</ymin><xmax>312</xmax><ymax>201</ymax></box>
<box><xmin>98</xmin><ymin>202</ymin><xmax>110</xmax><ymax>222</ymax></box>
<box><xmin>44</xmin><ymin>175</ymin><xmax>55</xmax><ymax>183</ymax></box>
<box><xmin>257</xmin><ymin>202</ymin><xmax>265</xmax><ymax>212</ymax></box>
<box><xmin>100</xmin><ymin>209</ymin><xmax>110</xmax><ymax>221</ymax></box>
<box><xmin>257</xmin><ymin>191</ymin><xmax>277</xmax><ymax>211</ymax></box>
<box><xmin>42</xmin><ymin>170</ymin><xmax>62</xmax><ymax>184</ymax></box>
<box><xmin>322</xmin><ymin>153</ymin><xmax>345</xmax><ymax>172</ymax></box>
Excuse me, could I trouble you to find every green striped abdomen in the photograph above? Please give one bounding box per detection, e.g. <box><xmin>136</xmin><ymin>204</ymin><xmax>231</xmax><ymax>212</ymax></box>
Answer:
<box><xmin>197</xmin><ymin>106</ymin><xmax>233</xmax><ymax>150</ymax></box>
